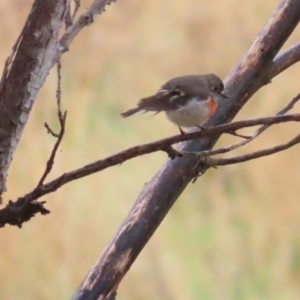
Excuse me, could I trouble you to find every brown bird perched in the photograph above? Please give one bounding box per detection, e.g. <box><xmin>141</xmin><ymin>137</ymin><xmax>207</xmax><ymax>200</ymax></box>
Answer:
<box><xmin>121</xmin><ymin>73</ymin><xmax>227</xmax><ymax>134</ymax></box>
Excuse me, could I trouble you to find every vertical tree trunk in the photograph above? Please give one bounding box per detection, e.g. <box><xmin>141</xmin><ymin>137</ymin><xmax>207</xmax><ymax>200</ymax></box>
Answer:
<box><xmin>0</xmin><ymin>0</ymin><xmax>69</xmax><ymax>200</ymax></box>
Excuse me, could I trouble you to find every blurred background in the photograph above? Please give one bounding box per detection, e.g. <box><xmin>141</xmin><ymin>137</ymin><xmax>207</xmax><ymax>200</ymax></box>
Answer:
<box><xmin>1</xmin><ymin>0</ymin><xmax>300</xmax><ymax>299</ymax></box>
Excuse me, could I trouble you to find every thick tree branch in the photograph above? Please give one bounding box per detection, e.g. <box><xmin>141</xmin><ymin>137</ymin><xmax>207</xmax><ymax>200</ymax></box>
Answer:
<box><xmin>0</xmin><ymin>56</ymin><xmax>67</xmax><ymax>227</ymax></box>
<box><xmin>0</xmin><ymin>0</ymin><xmax>70</xmax><ymax>200</ymax></box>
<box><xmin>1</xmin><ymin>0</ymin><xmax>299</xmax><ymax>297</ymax></box>
<box><xmin>271</xmin><ymin>42</ymin><xmax>300</xmax><ymax>78</ymax></box>
<box><xmin>71</xmin><ymin>1</ymin><xmax>300</xmax><ymax>299</ymax></box>
<box><xmin>0</xmin><ymin>0</ymin><xmax>118</xmax><ymax>200</ymax></box>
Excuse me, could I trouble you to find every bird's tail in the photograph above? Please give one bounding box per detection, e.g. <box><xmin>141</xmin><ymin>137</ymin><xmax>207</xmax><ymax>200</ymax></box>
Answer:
<box><xmin>136</xmin><ymin>95</ymin><xmax>168</xmax><ymax>112</ymax></box>
<box><xmin>121</xmin><ymin>95</ymin><xmax>166</xmax><ymax>118</ymax></box>
<box><xmin>120</xmin><ymin>107</ymin><xmax>142</xmax><ymax>118</ymax></box>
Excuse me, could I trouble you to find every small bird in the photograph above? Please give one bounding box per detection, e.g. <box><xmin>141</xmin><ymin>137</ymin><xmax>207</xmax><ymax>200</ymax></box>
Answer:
<box><xmin>121</xmin><ymin>73</ymin><xmax>227</xmax><ymax>134</ymax></box>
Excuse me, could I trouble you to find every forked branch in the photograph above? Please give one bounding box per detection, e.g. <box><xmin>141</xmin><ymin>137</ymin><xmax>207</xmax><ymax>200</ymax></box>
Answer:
<box><xmin>1</xmin><ymin>107</ymin><xmax>300</xmax><ymax>227</ymax></box>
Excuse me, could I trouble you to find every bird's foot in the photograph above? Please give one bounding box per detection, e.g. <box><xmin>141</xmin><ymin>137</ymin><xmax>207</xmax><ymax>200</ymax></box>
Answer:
<box><xmin>196</xmin><ymin>125</ymin><xmax>206</xmax><ymax>131</ymax></box>
<box><xmin>178</xmin><ymin>127</ymin><xmax>186</xmax><ymax>135</ymax></box>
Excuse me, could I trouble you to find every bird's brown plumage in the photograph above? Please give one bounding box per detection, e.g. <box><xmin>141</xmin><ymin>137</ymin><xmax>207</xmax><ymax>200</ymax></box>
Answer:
<box><xmin>120</xmin><ymin>73</ymin><xmax>226</xmax><ymax>129</ymax></box>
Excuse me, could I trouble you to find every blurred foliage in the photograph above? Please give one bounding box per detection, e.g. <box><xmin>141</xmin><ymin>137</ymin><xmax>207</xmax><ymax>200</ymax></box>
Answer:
<box><xmin>0</xmin><ymin>0</ymin><xmax>300</xmax><ymax>299</ymax></box>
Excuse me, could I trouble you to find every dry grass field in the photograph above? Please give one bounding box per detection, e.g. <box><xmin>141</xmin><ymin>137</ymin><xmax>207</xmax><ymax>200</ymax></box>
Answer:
<box><xmin>1</xmin><ymin>0</ymin><xmax>300</xmax><ymax>299</ymax></box>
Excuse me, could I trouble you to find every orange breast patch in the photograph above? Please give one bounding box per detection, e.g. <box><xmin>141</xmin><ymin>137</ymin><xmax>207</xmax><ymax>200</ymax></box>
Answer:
<box><xmin>209</xmin><ymin>97</ymin><xmax>218</xmax><ymax>116</ymax></box>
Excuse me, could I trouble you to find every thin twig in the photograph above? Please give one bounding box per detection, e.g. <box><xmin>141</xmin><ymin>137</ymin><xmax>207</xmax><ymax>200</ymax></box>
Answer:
<box><xmin>2</xmin><ymin>104</ymin><xmax>300</xmax><ymax>227</ymax></box>
<box><xmin>210</xmin><ymin>133</ymin><xmax>300</xmax><ymax>166</ymax></box>
<box><xmin>1</xmin><ymin>113</ymin><xmax>300</xmax><ymax>227</ymax></box>
<box><xmin>162</xmin><ymin>145</ymin><xmax>183</xmax><ymax>159</ymax></box>
<box><xmin>44</xmin><ymin>122</ymin><xmax>59</xmax><ymax>138</ymax></box>
<box><xmin>71</xmin><ymin>0</ymin><xmax>81</xmax><ymax>23</ymax></box>
<box><xmin>182</xmin><ymin>93</ymin><xmax>300</xmax><ymax>158</ymax></box>
<box><xmin>37</xmin><ymin>56</ymin><xmax>67</xmax><ymax>186</ymax></box>
<box><xmin>64</xmin><ymin>3</ymin><xmax>73</xmax><ymax>28</ymax></box>
<box><xmin>189</xmin><ymin>94</ymin><xmax>300</xmax><ymax>180</ymax></box>
<box><xmin>65</xmin><ymin>0</ymin><xmax>81</xmax><ymax>27</ymax></box>
<box><xmin>15</xmin><ymin>112</ymin><xmax>300</xmax><ymax>205</ymax></box>
<box><xmin>226</xmin><ymin>131</ymin><xmax>251</xmax><ymax>139</ymax></box>
<box><xmin>56</xmin><ymin>57</ymin><xmax>63</xmax><ymax>122</ymax></box>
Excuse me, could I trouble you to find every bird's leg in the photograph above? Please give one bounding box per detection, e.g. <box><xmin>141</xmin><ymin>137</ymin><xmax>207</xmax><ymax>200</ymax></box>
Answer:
<box><xmin>196</xmin><ymin>125</ymin><xmax>206</xmax><ymax>131</ymax></box>
<box><xmin>178</xmin><ymin>126</ymin><xmax>186</xmax><ymax>135</ymax></box>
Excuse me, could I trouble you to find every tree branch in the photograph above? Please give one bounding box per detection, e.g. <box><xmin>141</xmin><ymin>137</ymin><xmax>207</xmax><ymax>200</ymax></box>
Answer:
<box><xmin>59</xmin><ymin>0</ymin><xmax>117</xmax><ymax>53</ymax></box>
<box><xmin>210</xmin><ymin>133</ymin><xmax>300</xmax><ymax>166</ymax></box>
<box><xmin>271</xmin><ymin>42</ymin><xmax>300</xmax><ymax>78</ymax></box>
<box><xmin>0</xmin><ymin>0</ymin><xmax>70</xmax><ymax>200</ymax></box>
<box><xmin>13</xmin><ymin>114</ymin><xmax>300</xmax><ymax>199</ymax></box>
<box><xmin>71</xmin><ymin>0</ymin><xmax>81</xmax><ymax>24</ymax></box>
<box><xmin>0</xmin><ymin>54</ymin><xmax>67</xmax><ymax>227</ymax></box>
<box><xmin>0</xmin><ymin>0</ymin><xmax>118</xmax><ymax>200</ymax></box>
<box><xmin>182</xmin><ymin>92</ymin><xmax>300</xmax><ymax>158</ymax></box>
<box><xmin>38</xmin><ymin>58</ymin><xmax>67</xmax><ymax>186</ymax></box>
<box><xmin>71</xmin><ymin>1</ymin><xmax>300</xmax><ymax>299</ymax></box>
<box><xmin>1</xmin><ymin>111</ymin><xmax>300</xmax><ymax>228</ymax></box>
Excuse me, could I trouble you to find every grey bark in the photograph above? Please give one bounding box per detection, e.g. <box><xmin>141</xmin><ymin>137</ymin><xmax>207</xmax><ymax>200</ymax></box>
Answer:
<box><xmin>0</xmin><ymin>0</ymin><xmax>70</xmax><ymax>201</ymax></box>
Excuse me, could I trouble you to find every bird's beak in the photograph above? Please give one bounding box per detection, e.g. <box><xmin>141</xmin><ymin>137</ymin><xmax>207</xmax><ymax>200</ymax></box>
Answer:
<box><xmin>221</xmin><ymin>92</ymin><xmax>229</xmax><ymax>99</ymax></box>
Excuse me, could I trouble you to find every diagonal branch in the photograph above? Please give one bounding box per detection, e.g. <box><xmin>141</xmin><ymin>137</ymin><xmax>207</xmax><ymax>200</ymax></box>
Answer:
<box><xmin>191</xmin><ymin>132</ymin><xmax>300</xmax><ymax>181</ymax></box>
<box><xmin>210</xmin><ymin>133</ymin><xmax>300</xmax><ymax>166</ymax></box>
<box><xmin>71</xmin><ymin>1</ymin><xmax>300</xmax><ymax>299</ymax></box>
<box><xmin>38</xmin><ymin>58</ymin><xmax>67</xmax><ymax>186</ymax></box>
<box><xmin>59</xmin><ymin>0</ymin><xmax>117</xmax><ymax>53</ymax></box>
<box><xmin>183</xmin><ymin>93</ymin><xmax>300</xmax><ymax>158</ymax></box>
<box><xmin>271</xmin><ymin>42</ymin><xmax>300</xmax><ymax>78</ymax></box>
<box><xmin>1</xmin><ymin>112</ymin><xmax>300</xmax><ymax>228</ymax></box>
<box><xmin>1</xmin><ymin>113</ymin><xmax>299</xmax><ymax>226</ymax></box>
<box><xmin>71</xmin><ymin>0</ymin><xmax>81</xmax><ymax>23</ymax></box>
<box><xmin>14</xmin><ymin>113</ymin><xmax>300</xmax><ymax>203</ymax></box>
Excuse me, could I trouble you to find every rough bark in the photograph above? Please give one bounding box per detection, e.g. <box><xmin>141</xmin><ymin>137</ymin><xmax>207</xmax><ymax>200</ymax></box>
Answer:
<box><xmin>0</xmin><ymin>0</ymin><xmax>70</xmax><ymax>200</ymax></box>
